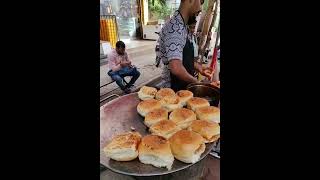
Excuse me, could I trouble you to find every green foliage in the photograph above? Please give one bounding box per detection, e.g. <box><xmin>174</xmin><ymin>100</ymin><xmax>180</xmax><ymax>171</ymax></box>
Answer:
<box><xmin>149</xmin><ymin>0</ymin><xmax>172</xmax><ymax>20</ymax></box>
<box><xmin>202</xmin><ymin>0</ymin><xmax>209</xmax><ymax>11</ymax></box>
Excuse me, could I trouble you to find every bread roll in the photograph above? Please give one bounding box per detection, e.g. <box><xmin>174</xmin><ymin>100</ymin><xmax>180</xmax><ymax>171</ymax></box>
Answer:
<box><xmin>169</xmin><ymin>108</ymin><xmax>196</xmax><ymax>129</ymax></box>
<box><xmin>138</xmin><ymin>135</ymin><xmax>174</xmax><ymax>170</ymax></box>
<box><xmin>103</xmin><ymin>132</ymin><xmax>142</xmax><ymax>161</ymax></box>
<box><xmin>159</xmin><ymin>95</ymin><xmax>183</xmax><ymax>112</ymax></box>
<box><xmin>144</xmin><ymin>108</ymin><xmax>168</xmax><ymax>127</ymax></box>
<box><xmin>169</xmin><ymin>130</ymin><xmax>205</xmax><ymax>163</ymax></box>
<box><xmin>187</xmin><ymin>97</ymin><xmax>210</xmax><ymax>111</ymax></box>
<box><xmin>195</xmin><ymin>106</ymin><xmax>220</xmax><ymax>123</ymax></box>
<box><xmin>176</xmin><ymin>90</ymin><xmax>193</xmax><ymax>107</ymax></box>
<box><xmin>188</xmin><ymin>120</ymin><xmax>220</xmax><ymax>143</ymax></box>
<box><xmin>149</xmin><ymin>120</ymin><xmax>181</xmax><ymax>139</ymax></box>
<box><xmin>137</xmin><ymin>99</ymin><xmax>162</xmax><ymax>117</ymax></box>
<box><xmin>155</xmin><ymin>88</ymin><xmax>175</xmax><ymax>100</ymax></box>
<box><xmin>138</xmin><ymin>86</ymin><xmax>157</xmax><ymax>100</ymax></box>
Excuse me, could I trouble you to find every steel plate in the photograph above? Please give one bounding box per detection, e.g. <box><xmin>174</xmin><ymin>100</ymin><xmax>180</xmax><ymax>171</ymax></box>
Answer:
<box><xmin>100</xmin><ymin>93</ymin><xmax>217</xmax><ymax>176</ymax></box>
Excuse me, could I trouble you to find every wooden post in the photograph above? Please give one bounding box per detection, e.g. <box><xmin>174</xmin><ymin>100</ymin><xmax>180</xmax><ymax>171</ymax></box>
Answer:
<box><xmin>198</xmin><ymin>0</ymin><xmax>216</xmax><ymax>61</ymax></box>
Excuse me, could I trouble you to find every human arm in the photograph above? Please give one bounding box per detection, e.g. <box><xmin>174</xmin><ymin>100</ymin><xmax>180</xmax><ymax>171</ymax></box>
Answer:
<box><xmin>169</xmin><ymin>59</ymin><xmax>199</xmax><ymax>84</ymax></box>
<box><xmin>120</xmin><ymin>53</ymin><xmax>132</xmax><ymax>67</ymax></box>
<box><xmin>120</xmin><ymin>61</ymin><xmax>131</xmax><ymax>67</ymax></box>
<box><xmin>194</xmin><ymin>61</ymin><xmax>214</xmax><ymax>79</ymax></box>
<box><xmin>108</xmin><ymin>52</ymin><xmax>122</xmax><ymax>72</ymax></box>
<box><xmin>162</xmin><ymin>23</ymin><xmax>198</xmax><ymax>83</ymax></box>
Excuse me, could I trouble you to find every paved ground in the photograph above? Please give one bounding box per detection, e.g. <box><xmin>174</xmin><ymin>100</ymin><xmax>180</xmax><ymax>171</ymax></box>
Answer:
<box><xmin>100</xmin><ymin>40</ymin><xmax>162</xmax><ymax>101</ymax></box>
<box><xmin>100</xmin><ymin>55</ymin><xmax>162</xmax><ymax>105</ymax></box>
<box><xmin>100</xmin><ymin>54</ymin><xmax>160</xmax><ymax>93</ymax></box>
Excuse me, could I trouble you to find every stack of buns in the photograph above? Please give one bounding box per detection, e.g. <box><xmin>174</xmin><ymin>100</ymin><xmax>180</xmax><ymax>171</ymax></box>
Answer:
<box><xmin>104</xmin><ymin>86</ymin><xmax>220</xmax><ymax>170</ymax></box>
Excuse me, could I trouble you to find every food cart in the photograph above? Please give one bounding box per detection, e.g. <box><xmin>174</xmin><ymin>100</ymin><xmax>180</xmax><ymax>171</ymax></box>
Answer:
<box><xmin>100</xmin><ymin>84</ymin><xmax>220</xmax><ymax>179</ymax></box>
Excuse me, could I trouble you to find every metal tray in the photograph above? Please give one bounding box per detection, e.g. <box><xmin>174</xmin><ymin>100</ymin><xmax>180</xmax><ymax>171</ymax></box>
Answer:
<box><xmin>100</xmin><ymin>93</ymin><xmax>217</xmax><ymax>176</ymax></box>
<box><xmin>186</xmin><ymin>83</ymin><xmax>220</xmax><ymax>107</ymax></box>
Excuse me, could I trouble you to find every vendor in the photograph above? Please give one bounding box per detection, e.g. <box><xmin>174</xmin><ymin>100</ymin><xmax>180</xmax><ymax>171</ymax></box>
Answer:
<box><xmin>158</xmin><ymin>0</ymin><xmax>212</xmax><ymax>91</ymax></box>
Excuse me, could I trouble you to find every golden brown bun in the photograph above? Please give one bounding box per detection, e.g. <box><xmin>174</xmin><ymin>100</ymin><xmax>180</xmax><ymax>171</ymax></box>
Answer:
<box><xmin>195</xmin><ymin>106</ymin><xmax>220</xmax><ymax>123</ymax></box>
<box><xmin>188</xmin><ymin>120</ymin><xmax>220</xmax><ymax>143</ymax></box>
<box><xmin>138</xmin><ymin>135</ymin><xmax>174</xmax><ymax>170</ymax></box>
<box><xmin>187</xmin><ymin>97</ymin><xmax>210</xmax><ymax>111</ymax></box>
<box><xmin>155</xmin><ymin>88</ymin><xmax>175</xmax><ymax>100</ymax></box>
<box><xmin>176</xmin><ymin>90</ymin><xmax>193</xmax><ymax>107</ymax></box>
<box><xmin>207</xmin><ymin>134</ymin><xmax>220</xmax><ymax>143</ymax></box>
<box><xmin>149</xmin><ymin>120</ymin><xmax>181</xmax><ymax>139</ymax></box>
<box><xmin>159</xmin><ymin>95</ymin><xmax>183</xmax><ymax>112</ymax></box>
<box><xmin>103</xmin><ymin>132</ymin><xmax>142</xmax><ymax>161</ymax></box>
<box><xmin>137</xmin><ymin>99</ymin><xmax>162</xmax><ymax>117</ymax></box>
<box><xmin>169</xmin><ymin>130</ymin><xmax>205</xmax><ymax>163</ymax></box>
<box><xmin>169</xmin><ymin>108</ymin><xmax>196</xmax><ymax>129</ymax></box>
<box><xmin>144</xmin><ymin>108</ymin><xmax>168</xmax><ymax>127</ymax></box>
<box><xmin>138</xmin><ymin>86</ymin><xmax>158</xmax><ymax>100</ymax></box>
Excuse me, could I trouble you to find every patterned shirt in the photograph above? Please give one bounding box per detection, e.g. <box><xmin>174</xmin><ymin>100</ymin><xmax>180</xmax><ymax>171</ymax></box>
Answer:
<box><xmin>158</xmin><ymin>11</ymin><xmax>188</xmax><ymax>88</ymax></box>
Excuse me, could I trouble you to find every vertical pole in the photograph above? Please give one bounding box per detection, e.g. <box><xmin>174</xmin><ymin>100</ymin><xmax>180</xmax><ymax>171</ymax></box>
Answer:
<box><xmin>198</xmin><ymin>0</ymin><xmax>216</xmax><ymax>62</ymax></box>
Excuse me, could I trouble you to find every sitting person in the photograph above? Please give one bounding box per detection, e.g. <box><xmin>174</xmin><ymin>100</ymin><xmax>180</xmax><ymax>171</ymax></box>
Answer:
<box><xmin>107</xmin><ymin>41</ymin><xmax>141</xmax><ymax>94</ymax></box>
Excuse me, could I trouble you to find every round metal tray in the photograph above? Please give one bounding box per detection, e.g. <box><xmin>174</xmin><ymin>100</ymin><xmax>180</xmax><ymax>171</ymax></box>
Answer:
<box><xmin>100</xmin><ymin>93</ymin><xmax>217</xmax><ymax>176</ymax></box>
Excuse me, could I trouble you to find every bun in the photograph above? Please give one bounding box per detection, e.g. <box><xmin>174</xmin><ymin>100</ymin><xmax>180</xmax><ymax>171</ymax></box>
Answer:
<box><xmin>169</xmin><ymin>130</ymin><xmax>205</xmax><ymax>163</ymax></box>
<box><xmin>155</xmin><ymin>88</ymin><xmax>175</xmax><ymax>100</ymax></box>
<box><xmin>187</xmin><ymin>97</ymin><xmax>210</xmax><ymax>111</ymax></box>
<box><xmin>138</xmin><ymin>86</ymin><xmax>157</xmax><ymax>100</ymax></box>
<box><xmin>144</xmin><ymin>108</ymin><xmax>168</xmax><ymax>127</ymax></box>
<box><xmin>103</xmin><ymin>132</ymin><xmax>142</xmax><ymax>161</ymax></box>
<box><xmin>137</xmin><ymin>99</ymin><xmax>162</xmax><ymax>117</ymax></box>
<box><xmin>176</xmin><ymin>90</ymin><xmax>193</xmax><ymax>107</ymax></box>
<box><xmin>149</xmin><ymin>120</ymin><xmax>181</xmax><ymax>139</ymax></box>
<box><xmin>169</xmin><ymin>108</ymin><xmax>196</xmax><ymax>129</ymax></box>
<box><xmin>138</xmin><ymin>135</ymin><xmax>174</xmax><ymax>170</ymax></box>
<box><xmin>159</xmin><ymin>95</ymin><xmax>183</xmax><ymax>112</ymax></box>
<box><xmin>188</xmin><ymin>120</ymin><xmax>220</xmax><ymax>143</ymax></box>
<box><xmin>195</xmin><ymin>106</ymin><xmax>220</xmax><ymax>123</ymax></box>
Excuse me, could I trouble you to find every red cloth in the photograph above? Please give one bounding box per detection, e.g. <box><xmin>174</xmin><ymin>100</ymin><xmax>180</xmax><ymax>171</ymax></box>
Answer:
<box><xmin>210</xmin><ymin>47</ymin><xmax>218</xmax><ymax>70</ymax></box>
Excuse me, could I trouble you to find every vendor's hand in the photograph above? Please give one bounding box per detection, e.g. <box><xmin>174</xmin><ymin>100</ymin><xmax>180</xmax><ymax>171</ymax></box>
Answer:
<box><xmin>201</xmin><ymin>67</ymin><xmax>214</xmax><ymax>79</ymax></box>
<box><xmin>211</xmin><ymin>81</ymin><xmax>220</xmax><ymax>88</ymax></box>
